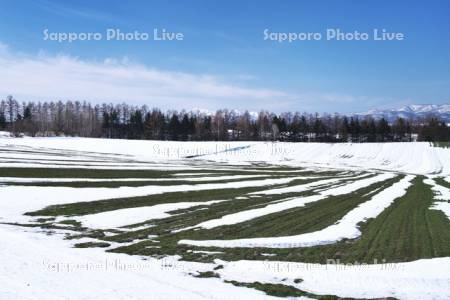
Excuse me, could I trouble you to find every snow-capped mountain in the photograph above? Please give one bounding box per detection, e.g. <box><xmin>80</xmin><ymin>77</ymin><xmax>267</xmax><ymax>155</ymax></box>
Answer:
<box><xmin>355</xmin><ymin>104</ymin><xmax>450</xmax><ymax>122</ymax></box>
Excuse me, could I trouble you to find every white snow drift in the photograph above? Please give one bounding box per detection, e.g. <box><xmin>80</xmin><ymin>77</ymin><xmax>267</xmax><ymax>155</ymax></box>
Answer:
<box><xmin>425</xmin><ymin>177</ymin><xmax>450</xmax><ymax>219</ymax></box>
<box><xmin>216</xmin><ymin>258</ymin><xmax>450</xmax><ymax>300</ymax></box>
<box><xmin>1</xmin><ymin>138</ymin><xmax>449</xmax><ymax>175</ymax></box>
<box><xmin>72</xmin><ymin>200</ymin><xmax>225</xmax><ymax>230</ymax></box>
<box><xmin>0</xmin><ymin>225</ymin><xmax>274</xmax><ymax>300</ymax></box>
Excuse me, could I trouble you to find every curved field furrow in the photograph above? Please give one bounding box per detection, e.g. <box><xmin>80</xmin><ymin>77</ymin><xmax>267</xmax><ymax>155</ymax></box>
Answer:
<box><xmin>179</xmin><ymin>175</ymin><xmax>411</xmax><ymax>248</ymax></box>
<box><xmin>184</xmin><ymin>173</ymin><xmax>394</xmax><ymax>231</ymax></box>
<box><xmin>1</xmin><ymin>140</ymin><xmax>450</xmax><ymax>300</ymax></box>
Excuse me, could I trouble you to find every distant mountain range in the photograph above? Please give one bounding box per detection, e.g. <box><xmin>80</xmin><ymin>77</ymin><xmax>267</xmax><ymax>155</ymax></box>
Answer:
<box><xmin>354</xmin><ymin>104</ymin><xmax>450</xmax><ymax>123</ymax></box>
<box><xmin>194</xmin><ymin>104</ymin><xmax>450</xmax><ymax>123</ymax></box>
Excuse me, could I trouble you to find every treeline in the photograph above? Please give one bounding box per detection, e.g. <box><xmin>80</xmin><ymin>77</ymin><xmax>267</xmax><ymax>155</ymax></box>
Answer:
<box><xmin>0</xmin><ymin>96</ymin><xmax>449</xmax><ymax>142</ymax></box>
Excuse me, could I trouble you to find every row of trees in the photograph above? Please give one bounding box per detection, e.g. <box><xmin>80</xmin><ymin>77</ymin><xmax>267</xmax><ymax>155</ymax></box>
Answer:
<box><xmin>0</xmin><ymin>96</ymin><xmax>448</xmax><ymax>142</ymax></box>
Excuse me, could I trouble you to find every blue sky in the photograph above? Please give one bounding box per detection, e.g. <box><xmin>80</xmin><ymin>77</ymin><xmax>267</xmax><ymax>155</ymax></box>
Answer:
<box><xmin>0</xmin><ymin>0</ymin><xmax>448</xmax><ymax>113</ymax></box>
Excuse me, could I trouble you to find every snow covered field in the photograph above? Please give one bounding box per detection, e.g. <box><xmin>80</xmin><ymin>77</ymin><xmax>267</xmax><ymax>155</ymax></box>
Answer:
<box><xmin>1</xmin><ymin>137</ymin><xmax>449</xmax><ymax>175</ymax></box>
<box><xmin>0</xmin><ymin>137</ymin><xmax>449</xmax><ymax>299</ymax></box>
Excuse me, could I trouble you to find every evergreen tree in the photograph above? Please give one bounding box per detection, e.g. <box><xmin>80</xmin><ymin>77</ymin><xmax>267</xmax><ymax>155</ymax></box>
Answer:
<box><xmin>180</xmin><ymin>114</ymin><xmax>191</xmax><ymax>140</ymax></box>
<box><xmin>129</xmin><ymin>110</ymin><xmax>144</xmax><ymax>139</ymax></box>
<box><xmin>168</xmin><ymin>114</ymin><xmax>180</xmax><ymax>140</ymax></box>
<box><xmin>377</xmin><ymin>118</ymin><xmax>391</xmax><ymax>141</ymax></box>
<box><xmin>340</xmin><ymin>116</ymin><xmax>350</xmax><ymax>141</ymax></box>
<box><xmin>0</xmin><ymin>111</ymin><xmax>6</xmax><ymax>129</ymax></box>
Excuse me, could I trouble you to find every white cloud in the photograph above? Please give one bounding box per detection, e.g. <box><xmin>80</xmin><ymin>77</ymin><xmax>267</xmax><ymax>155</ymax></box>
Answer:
<box><xmin>0</xmin><ymin>44</ymin><xmax>292</xmax><ymax>110</ymax></box>
<box><xmin>0</xmin><ymin>43</ymin><xmax>410</xmax><ymax>113</ymax></box>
